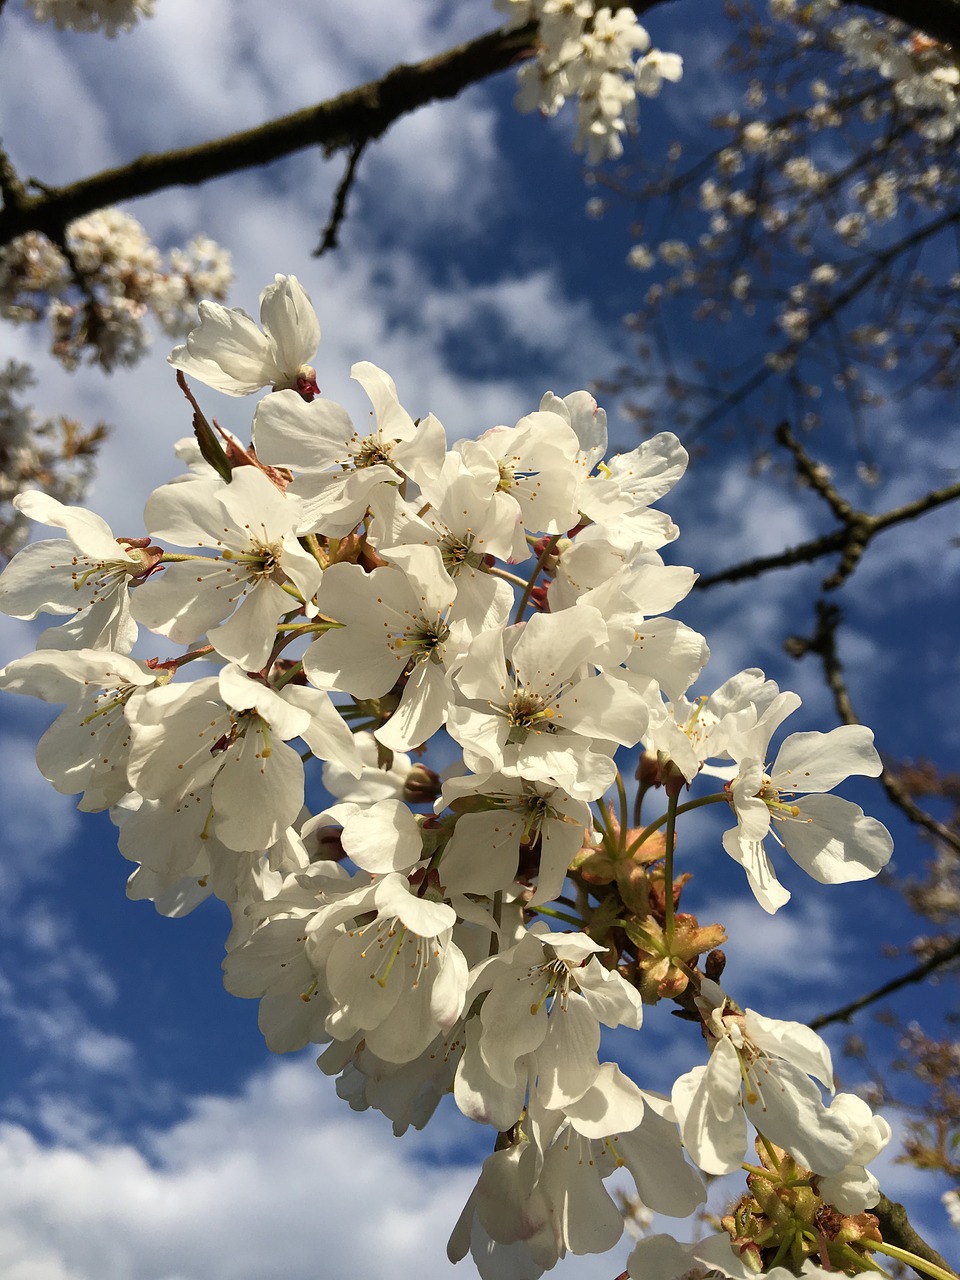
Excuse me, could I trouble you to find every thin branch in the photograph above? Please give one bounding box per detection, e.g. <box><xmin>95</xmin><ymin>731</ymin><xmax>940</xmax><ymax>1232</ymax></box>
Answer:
<box><xmin>694</xmin><ymin>471</ymin><xmax>960</xmax><ymax>591</ymax></box>
<box><xmin>808</xmin><ymin>935</ymin><xmax>960</xmax><ymax>1030</ymax></box>
<box><xmin>774</xmin><ymin>420</ymin><xmax>856</xmax><ymax>523</ymax></box>
<box><xmin>0</xmin><ymin>0</ymin><xmax>953</xmax><ymax>252</ymax></box>
<box><xmin>788</xmin><ymin>599</ymin><xmax>960</xmax><ymax>854</ymax></box>
<box><xmin>0</xmin><ymin>21</ymin><xmax>540</xmax><ymax>247</ymax></box>
<box><xmin>687</xmin><ymin>205</ymin><xmax>960</xmax><ymax>442</ymax></box>
<box><xmin>314</xmin><ymin>138</ymin><xmax>367</xmax><ymax>257</ymax></box>
<box><xmin>0</xmin><ymin>140</ymin><xmax>25</xmax><ymax>209</ymax></box>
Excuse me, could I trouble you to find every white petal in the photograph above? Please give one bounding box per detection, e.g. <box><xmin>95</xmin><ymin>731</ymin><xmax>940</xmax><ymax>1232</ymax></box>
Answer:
<box><xmin>772</xmin><ymin>725</ymin><xmax>882</xmax><ymax>791</ymax></box>
<box><xmin>783</xmin><ymin>793</ymin><xmax>893</xmax><ymax>883</ymax></box>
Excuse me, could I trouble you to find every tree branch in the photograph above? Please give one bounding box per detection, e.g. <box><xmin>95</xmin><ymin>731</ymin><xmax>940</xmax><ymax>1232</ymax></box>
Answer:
<box><xmin>873</xmin><ymin>1195</ymin><xmax>959</xmax><ymax>1278</ymax></box>
<box><xmin>0</xmin><ymin>21</ymin><xmax>540</xmax><ymax>246</ymax></box>
<box><xmin>860</xmin><ymin>0</ymin><xmax>960</xmax><ymax>44</ymax></box>
<box><xmin>1</xmin><ymin>0</ymin><xmax>955</xmax><ymax>252</ymax></box>
<box><xmin>808</xmin><ymin>935</ymin><xmax>960</xmax><ymax>1030</ymax></box>
<box><xmin>314</xmin><ymin>139</ymin><xmax>367</xmax><ymax>257</ymax></box>
<box><xmin>788</xmin><ymin>599</ymin><xmax>960</xmax><ymax>854</ymax></box>
<box><xmin>695</xmin><ymin>423</ymin><xmax>960</xmax><ymax>593</ymax></box>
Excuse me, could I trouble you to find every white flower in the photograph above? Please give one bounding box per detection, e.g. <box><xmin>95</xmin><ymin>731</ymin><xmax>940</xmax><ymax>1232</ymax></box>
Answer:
<box><xmin>252</xmin><ymin>362</ymin><xmax>446</xmax><ymax>537</ymax></box>
<box><xmin>635</xmin><ymin>49</ymin><xmax>683</xmax><ymax>96</ymax></box>
<box><xmin>438</xmin><ymin>773</ymin><xmax>591</xmax><ymax>903</ymax></box>
<box><xmin>130</xmin><ymin>467</ymin><xmax>321</xmax><ymax>670</ymax></box>
<box><xmin>723</xmin><ymin>721</ymin><xmax>893</xmax><ymax>913</ymax></box>
<box><xmin>303</xmin><ymin>545</ymin><xmax>463</xmax><ymax>752</ymax></box>
<box><xmin>449</xmin><ymin>606</ymin><xmax>649</xmax><ymax>800</ymax></box>
<box><xmin>816</xmin><ymin>1093</ymin><xmax>891</xmax><ymax>1212</ymax></box>
<box><xmin>0</xmin><ymin>491</ymin><xmax>152</xmax><ymax>653</ymax></box>
<box><xmin>671</xmin><ymin>980</ymin><xmax>856</xmax><ymax>1176</ymax></box>
<box><xmin>0</xmin><ymin>647</ymin><xmax>157</xmax><ymax>811</ymax></box>
<box><xmin>467</xmin><ymin>929</ymin><xmax>642</xmax><ymax>1116</ymax></box>
<box><xmin>126</xmin><ymin>664</ymin><xmax>360</xmax><ymax>852</ymax></box>
<box><xmin>168</xmin><ymin>274</ymin><xmax>320</xmax><ymax>398</ymax></box>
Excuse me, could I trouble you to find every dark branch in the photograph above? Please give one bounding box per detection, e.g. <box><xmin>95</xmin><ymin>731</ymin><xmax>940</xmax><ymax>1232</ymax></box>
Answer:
<box><xmin>788</xmin><ymin>599</ymin><xmax>960</xmax><ymax>854</ymax></box>
<box><xmin>0</xmin><ymin>22</ymin><xmax>539</xmax><ymax>246</ymax></box>
<box><xmin>809</xmin><ymin>935</ymin><xmax>960</xmax><ymax>1030</ymax></box>
<box><xmin>696</xmin><ymin>424</ymin><xmax>960</xmax><ymax>592</ymax></box>
<box><xmin>1</xmin><ymin>0</ymin><xmax>956</xmax><ymax>251</ymax></box>
<box><xmin>860</xmin><ymin>0</ymin><xmax>960</xmax><ymax>44</ymax></box>
<box><xmin>314</xmin><ymin>139</ymin><xmax>367</xmax><ymax>257</ymax></box>
<box><xmin>873</xmin><ymin>1195</ymin><xmax>959</xmax><ymax>1278</ymax></box>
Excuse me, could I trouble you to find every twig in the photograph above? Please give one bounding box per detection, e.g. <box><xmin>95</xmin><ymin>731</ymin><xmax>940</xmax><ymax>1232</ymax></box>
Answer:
<box><xmin>695</xmin><ymin>430</ymin><xmax>960</xmax><ymax>592</ymax></box>
<box><xmin>0</xmin><ymin>142</ymin><xmax>25</xmax><ymax>210</ymax></box>
<box><xmin>808</xmin><ymin>935</ymin><xmax>960</xmax><ymax>1030</ymax></box>
<box><xmin>0</xmin><ymin>22</ymin><xmax>540</xmax><ymax>247</ymax></box>
<box><xmin>314</xmin><ymin>138</ymin><xmax>367</xmax><ymax>257</ymax></box>
<box><xmin>788</xmin><ymin>599</ymin><xmax>960</xmax><ymax>854</ymax></box>
<box><xmin>687</xmin><ymin>205</ymin><xmax>960</xmax><ymax>442</ymax></box>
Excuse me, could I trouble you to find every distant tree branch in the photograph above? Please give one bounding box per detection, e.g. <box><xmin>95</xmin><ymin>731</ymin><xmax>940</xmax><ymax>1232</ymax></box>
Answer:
<box><xmin>687</xmin><ymin>206</ymin><xmax>960</xmax><ymax>443</ymax></box>
<box><xmin>809</xmin><ymin>934</ymin><xmax>960</xmax><ymax>1030</ymax></box>
<box><xmin>1</xmin><ymin>0</ymin><xmax>957</xmax><ymax>251</ymax></box>
<box><xmin>862</xmin><ymin>0</ymin><xmax>960</xmax><ymax>44</ymax></box>
<box><xmin>695</xmin><ymin>435</ymin><xmax>960</xmax><ymax>594</ymax></box>
<box><xmin>788</xmin><ymin>598</ymin><xmax>960</xmax><ymax>855</ymax></box>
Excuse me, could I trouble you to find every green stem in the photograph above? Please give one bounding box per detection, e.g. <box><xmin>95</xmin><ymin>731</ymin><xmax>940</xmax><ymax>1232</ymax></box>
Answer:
<box><xmin>595</xmin><ymin>796</ymin><xmax>615</xmax><ymax>843</ymax></box>
<box><xmin>273</xmin><ymin>659</ymin><xmax>304</xmax><ymax>689</ymax></box>
<box><xmin>511</xmin><ymin>533</ymin><xmax>560</xmax><ymax>625</ymax></box>
<box><xmin>489</xmin><ymin>566</ymin><xmax>530</xmax><ymax>589</ymax></box>
<box><xmin>624</xmin><ymin>792</ymin><xmax>729</xmax><ymax>857</ymax></box>
<box><xmin>533</xmin><ymin>904</ymin><xmax>584</xmax><ymax>929</ymax></box>
<box><xmin>614</xmin><ymin>769</ymin><xmax>629</xmax><ymax>851</ymax></box>
<box><xmin>866</xmin><ymin>1241</ymin><xmax>958</xmax><ymax>1280</ymax></box>
<box><xmin>663</xmin><ymin>790</ymin><xmax>679</xmax><ymax>945</ymax></box>
<box><xmin>758</xmin><ymin>1134</ymin><xmax>785</xmax><ymax>1175</ymax></box>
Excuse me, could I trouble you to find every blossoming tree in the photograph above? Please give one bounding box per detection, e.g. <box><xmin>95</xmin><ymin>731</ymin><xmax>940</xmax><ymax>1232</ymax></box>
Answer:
<box><xmin>0</xmin><ymin>1</ymin><xmax>958</xmax><ymax>1277</ymax></box>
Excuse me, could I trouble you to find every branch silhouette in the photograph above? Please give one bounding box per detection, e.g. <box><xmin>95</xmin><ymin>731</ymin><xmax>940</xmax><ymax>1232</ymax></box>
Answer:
<box><xmin>2</xmin><ymin>0</ymin><xmax>958</xmax><ymax>251</ymax></box>
<box><xmin>809</xmin><ymin>935</ymin><xmax>960</xmax><ymax>1031</ymax></box>
<box><xmin>695</xmin><ymin>424</ymin><xmax>960</xmax><ymax>593</ymax></box>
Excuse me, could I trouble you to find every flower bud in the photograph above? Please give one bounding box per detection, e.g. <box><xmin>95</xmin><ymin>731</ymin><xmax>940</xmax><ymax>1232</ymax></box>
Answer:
<box><xmin>402</xmin><ymin>763</ymin><xmax>442</xmax><ymax>805</ymax></box>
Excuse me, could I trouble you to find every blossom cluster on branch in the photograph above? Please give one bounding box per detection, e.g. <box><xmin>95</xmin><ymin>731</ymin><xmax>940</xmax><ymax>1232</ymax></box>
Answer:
<box><xmin>495</xmin><ymin>0</ymin><xmax>683</xmax><ymax>161</ymax></box>
<box><xmin>23</xmin><ymin>0</ymin><xmax>155</xmax><ymax>36</ymax></box>
<box><xmin>0</xmin><ymin>209</ymin><xmax>231</xmax><ymax>371</ymax></box>
<box><xmin>0</xmin><ymin>276</ymin><xmax>920</xmax><ymax>1280</ymax></box>
<box><xmin>614</xmin><ymin>0</ymin><xmax>960</xmax><ymax>448</ymax></box>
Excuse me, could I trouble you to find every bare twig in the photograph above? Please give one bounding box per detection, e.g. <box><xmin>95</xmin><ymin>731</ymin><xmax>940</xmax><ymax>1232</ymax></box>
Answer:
<box><xmin>787</xmin><ymin>599</ymin><xmax>960</xmax><ymax>854</ymax></box>
<box><xmin>687</xmin><ymin>205</ymin><xmax>960</xmax><ymax>442</ymax></box>
<box><xmin>314</xmin><ymin>139</ymin><xmax>367</xmax><ymax>257</ymax></box>
<box><xmin>808</xmin><ymin>934</ymin><xmax>960</xmax><ymax>1030</ymax></box>
<box><xmin>0</xmin><ymin>141</ymin><xmax>24</xmax><ymax>209</ymax></box>
<box><xmin>696</xmin><ymin>423</ymin><xmax>960</xmax><ymax>592</ymax></box>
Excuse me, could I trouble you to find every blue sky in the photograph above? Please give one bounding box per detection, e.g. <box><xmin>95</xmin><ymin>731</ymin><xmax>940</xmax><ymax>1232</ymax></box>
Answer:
<box><xmin>0</xmin><ymin>1</ymin><xmax>957</xmax><ymax>1276</ymax></box>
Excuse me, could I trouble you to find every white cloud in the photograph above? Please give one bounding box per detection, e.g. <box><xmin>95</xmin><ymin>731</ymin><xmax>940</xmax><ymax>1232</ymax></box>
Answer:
<box><xmin>0</xmin><ymin>1057</ymin><xmax>621</xmax><ymax>1280</ymax></box>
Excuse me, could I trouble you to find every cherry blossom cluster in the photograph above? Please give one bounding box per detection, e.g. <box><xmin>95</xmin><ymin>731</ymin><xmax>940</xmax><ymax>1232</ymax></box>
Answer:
<box><xmin>0</xmin><ymin>276</ymin><xmax>901</xmax><ymax>1279</ymax></box>
<box><xmin>0</xmin><ymin>361</ymin><xmax>105</xmax><ymax>558</ymax></box>
<box><xmin>618</xmin><ymin>4</ymin><xmax>960</xmax><ymax>442</ymax></box>
<box><xmin>494</xmin><ymin>0</ymin><xmax>682</xmax><ymax>162</ymax></box>
<box><xmin>1</xmin><ymin>210</ymin><xmax>232</xmax><ymax>371</ymax></box>
<box><xmin>23</xmin><ymin>0</ymin><xmax>155</xmax><ymax>35</ymax></box>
